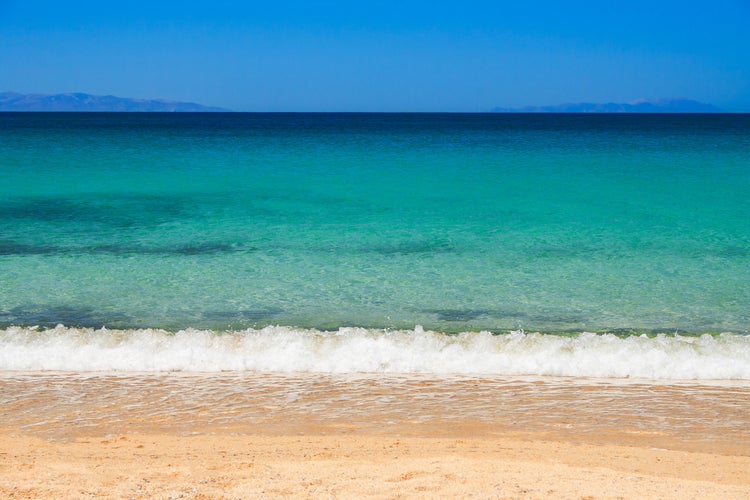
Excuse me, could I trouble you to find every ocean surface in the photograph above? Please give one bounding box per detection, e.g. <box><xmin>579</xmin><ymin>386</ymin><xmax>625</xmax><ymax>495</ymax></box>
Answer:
<box><xmin>1</xmin><ymin>112</ymin><xmax>749</xmax><ymax>379</ymax></box>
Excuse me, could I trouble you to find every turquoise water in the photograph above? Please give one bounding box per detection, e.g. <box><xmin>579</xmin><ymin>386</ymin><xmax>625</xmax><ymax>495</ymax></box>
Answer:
<box><xmin>1</xmin><ymin>113</ymin><xmax>749</xmax><ymax>334</ymax></box>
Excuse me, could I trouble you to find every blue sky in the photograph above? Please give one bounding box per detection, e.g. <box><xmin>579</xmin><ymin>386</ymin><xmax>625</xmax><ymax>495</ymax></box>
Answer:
<box><xmin>1</xmin><ymin>1</ymin><xmax>748</xmax><ymax>111</ymax></box>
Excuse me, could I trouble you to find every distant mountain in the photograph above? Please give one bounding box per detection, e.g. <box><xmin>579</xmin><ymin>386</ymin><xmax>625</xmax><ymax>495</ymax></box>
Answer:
<box><xmin>492</xmin><ymin>99</ymin><xmax>723</xmax><ymax>113</ymax></box>
<box><xmin>0</xmin><ymin>92</ymin><xmax>228</xmax><ymax>112</ymax></box>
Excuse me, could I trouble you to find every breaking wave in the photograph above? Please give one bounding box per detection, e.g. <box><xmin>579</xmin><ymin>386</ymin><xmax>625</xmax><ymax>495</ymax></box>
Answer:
<box><xmin>2</xmin><ymin>325</ymin><xmax>749</xmax><ymax>380</ymax></box>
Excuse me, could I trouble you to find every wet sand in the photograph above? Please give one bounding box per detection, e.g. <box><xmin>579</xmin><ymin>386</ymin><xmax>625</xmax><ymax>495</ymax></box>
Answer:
<box><xmin>1</xmin><ymin>373</ymin><xmax>749</xmax><ymax>498</ymax></box>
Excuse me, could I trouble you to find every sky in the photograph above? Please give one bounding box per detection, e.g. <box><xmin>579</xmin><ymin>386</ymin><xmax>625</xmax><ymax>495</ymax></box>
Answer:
<box><xmin>1</xmin><ymin>1</ymin><xmax>748</xmax><ymax>111</ymax></box>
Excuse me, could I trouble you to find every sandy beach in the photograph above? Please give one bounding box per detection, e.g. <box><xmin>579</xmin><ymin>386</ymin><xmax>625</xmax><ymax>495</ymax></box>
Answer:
<box><xmin>3</xmin><ymin>433</ymin><xmax>750</xmax><ymax>499</ymax></box>
<box><xmin>1</xmin><ymin>373</ymin><xmax>749</xmax><ymax>498</ymax></box>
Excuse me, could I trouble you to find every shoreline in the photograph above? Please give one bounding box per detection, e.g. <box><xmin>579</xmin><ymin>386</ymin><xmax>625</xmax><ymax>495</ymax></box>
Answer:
<box><xmin>2</xmin><ymin>372</ymin><xmax>749</xmax><ymax>497</ymax></box>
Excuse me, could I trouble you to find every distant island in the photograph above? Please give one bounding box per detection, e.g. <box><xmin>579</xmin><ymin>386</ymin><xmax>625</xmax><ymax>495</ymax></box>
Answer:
<box><xmin>0</xmin><ymin>92</ymin><xmax>228</xmax><ymax>112</ymax></box>
<box><xmin>492</xmin><ymin>98</ymin><xmax>723</xmax><ymax>113</ymax></box>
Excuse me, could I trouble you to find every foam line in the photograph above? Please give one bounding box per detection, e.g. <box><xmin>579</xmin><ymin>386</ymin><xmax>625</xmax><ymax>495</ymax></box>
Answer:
<box><xmin>1</xmin><ymin>325</ymin><xmax>749</xmax><ymax>380</ymax></box>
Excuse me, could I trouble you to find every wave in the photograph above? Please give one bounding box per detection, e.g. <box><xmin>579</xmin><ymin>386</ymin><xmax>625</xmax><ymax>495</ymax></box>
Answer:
<box><xmin>1</xmin><ymin>325</ymin><xmax>749</xmax><ymax>380</ymax></box>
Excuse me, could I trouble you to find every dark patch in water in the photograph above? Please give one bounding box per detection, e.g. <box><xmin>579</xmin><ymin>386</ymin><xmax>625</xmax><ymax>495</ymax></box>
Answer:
<box><xmin>426</xmin><ymin>308</ymin><xmax>586</xmax><ymax>324</ymax></box>
<box><xmin>201</xmin><ymin>308</ymin><xmax>284</xmax><ymax>327</ymax></box>
<box><xmin>0</xmin><ymin>199</ymin><xmax>93</xmax><ymax>222</ymax></box>
<box><xmin>92</xmin><ymin>242</ymin><xmax>244</xmax><ymax>256</ymax></box>
<box><xmin>0</xmin><ymin>306</ymin><xmax>132</xmax><ymax>328</ymax></box>
<box><xmin>169</xmin><ymin>243</ymin><xmax>240</xmax><ymax>255</ymax></box>
<box><xmin>526</xmin><ymin>313</ymin><xmax>587</xmax><ymax>324</ymax></box>
<box><xmin>428</xmin><ymin>309</ymin><xmax>492</xmax><ymax>321</ymax></box>
<box><xmin>0</xmin><ymin>195</ymin><xmax>188</xmax><ymax>228</ymax></box>
<box><xmin>0</xmin><ymin>240</ymin><xmax>60</xmax><ymax>256</ymax></box>
<box><xmin>715</xmin><ymin>246</ymin><xmax>750</xmax><ymax>258</ymax></box>
<box><xmin>0</xmin><ymin>240</ymin><xmax>249</xmax><ymax>256</ymax></box>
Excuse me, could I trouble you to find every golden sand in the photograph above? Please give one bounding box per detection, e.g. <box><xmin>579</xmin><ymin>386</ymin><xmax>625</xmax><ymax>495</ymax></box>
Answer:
<box><xmin>1</xmin><ymin>373</ymin><xmax>749</xmax><ymax>498</ymax></box>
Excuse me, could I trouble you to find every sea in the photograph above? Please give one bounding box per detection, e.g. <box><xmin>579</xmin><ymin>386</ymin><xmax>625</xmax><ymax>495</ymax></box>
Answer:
<box><xmin>1</xmin><ymin>112</ymin><xmax>749</xmax><ymax>380</ymax></box>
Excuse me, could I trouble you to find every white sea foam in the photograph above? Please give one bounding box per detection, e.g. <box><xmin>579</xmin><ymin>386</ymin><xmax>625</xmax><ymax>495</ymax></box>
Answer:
<box><xmin>1</xmin><ymin>325</ymin><xmax>749</xmax><ymax>380</ymax></box>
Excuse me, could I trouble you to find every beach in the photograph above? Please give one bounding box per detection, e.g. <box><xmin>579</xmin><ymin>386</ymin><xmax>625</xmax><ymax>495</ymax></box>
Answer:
<box><xmin>4</xmin><ymin>433</ymin><xmax>750</xmax><ymax>498</ymax></box>
<box><xmin>1</xmin><ymin>113</ymin><xmax>749</xmax><ymax>497</ymax></box>
<box><xmin>2</xmin><ymin>373</ymin><xmax>749</xmax><ymax>498</ymax></box>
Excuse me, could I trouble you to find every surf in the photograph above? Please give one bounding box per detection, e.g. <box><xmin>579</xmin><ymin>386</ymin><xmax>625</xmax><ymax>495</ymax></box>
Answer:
<box><xmin>2</xmin><ymin>325</ymin><xmax>749</xmax><ymax>380</ymax></box>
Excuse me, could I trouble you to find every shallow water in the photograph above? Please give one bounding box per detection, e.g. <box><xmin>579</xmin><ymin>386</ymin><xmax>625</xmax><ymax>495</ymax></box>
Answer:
<box><xmin>1</xmin><ymin>113</ymin><xmax>749</xmax><ymax>334</ymax></box>
<box><xmin>2</xmin><ymin>372</ymin><xmax>748</xmax><ymax>454</ymax></box>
